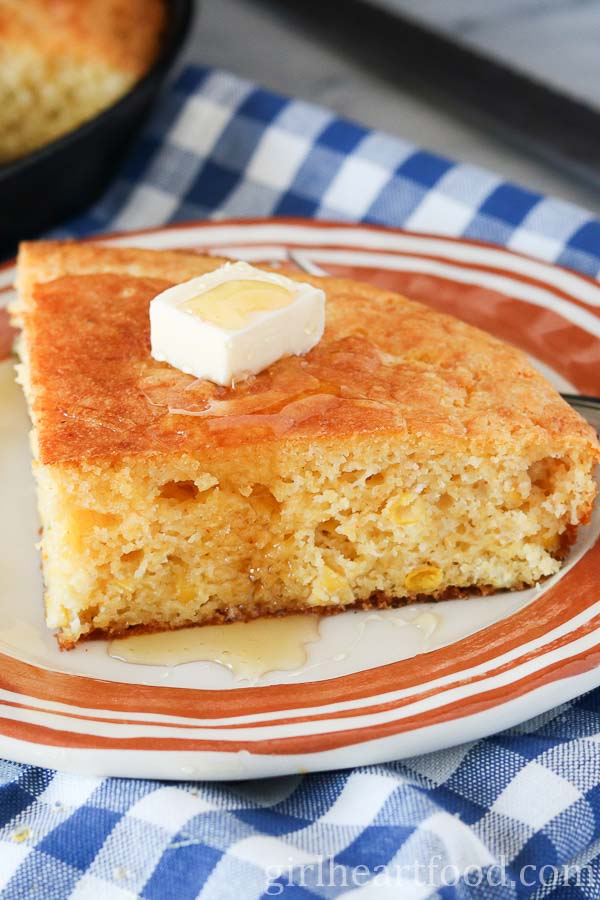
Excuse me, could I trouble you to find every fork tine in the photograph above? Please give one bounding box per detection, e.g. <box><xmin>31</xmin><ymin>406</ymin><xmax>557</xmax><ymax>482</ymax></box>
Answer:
<box><xmin>287</xmin><ymin>250</ymin><xmax>327</xmax><ymax>276</ymax></box>
<box><xmin>561</xmin><ymin>394</ymin><xmax>600</xmax><ymax>409</ymax></box>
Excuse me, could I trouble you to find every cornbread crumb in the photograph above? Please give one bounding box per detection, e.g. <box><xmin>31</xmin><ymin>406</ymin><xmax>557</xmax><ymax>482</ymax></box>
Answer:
<box><xmin>0</xmin><ymin>0</ymin><xmax>165</xmax><ymax>163</ymax></box>
<box><xmin>12</xmin><ymin>242</ymin><xmax>600</xmax><ymax>648</ymax></box>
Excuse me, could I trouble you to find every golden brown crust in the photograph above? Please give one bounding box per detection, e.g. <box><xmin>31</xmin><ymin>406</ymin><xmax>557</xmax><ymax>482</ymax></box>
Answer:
<box><xmin>0</xmin><ymin>0</ymin><xmax>165</xmax><ymax>75</ymax></box>
<box><xmin>15</xmin><ymin>240</ymin><xmax>600</xmax><ymax>468</ymax></box>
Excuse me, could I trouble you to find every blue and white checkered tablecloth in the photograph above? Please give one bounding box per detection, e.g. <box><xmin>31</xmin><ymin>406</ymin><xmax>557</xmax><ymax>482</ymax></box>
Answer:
<box><xmin>4</xmin><ymin>66</ymin><xmax>600</xmax><ymax>900</ymax></box>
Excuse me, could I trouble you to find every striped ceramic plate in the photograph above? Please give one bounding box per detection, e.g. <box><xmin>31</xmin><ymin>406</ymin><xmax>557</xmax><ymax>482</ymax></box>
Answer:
<box><xmin>1</xmin><ymin>219</ymin><xmax>599</xmax><ymax>780</ymax></box>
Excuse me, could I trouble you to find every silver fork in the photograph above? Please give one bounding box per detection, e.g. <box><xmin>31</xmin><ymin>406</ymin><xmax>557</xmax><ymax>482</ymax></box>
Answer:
<box><xmin>286</xmin><ymin>250</ymin><xmax>600</xmax><ymax>431</ymax></box>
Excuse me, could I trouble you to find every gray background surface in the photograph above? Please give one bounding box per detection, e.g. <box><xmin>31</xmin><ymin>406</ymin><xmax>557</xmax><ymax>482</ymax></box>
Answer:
<box><xmin>374</xmin><ymin>0</ymin><xmax>600</xmax><ymax>108</ymax></box>
<box><xmin>182</xmin><ymin>0</ymin><xmax>600</xmax><ymax>214</ymax></box>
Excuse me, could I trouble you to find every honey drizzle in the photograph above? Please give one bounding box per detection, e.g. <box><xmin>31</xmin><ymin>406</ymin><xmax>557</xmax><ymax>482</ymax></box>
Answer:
<box><xmin>182</xmin><ymin>280</ymin><xmax>294</xmax><ymax>330</ymax></box>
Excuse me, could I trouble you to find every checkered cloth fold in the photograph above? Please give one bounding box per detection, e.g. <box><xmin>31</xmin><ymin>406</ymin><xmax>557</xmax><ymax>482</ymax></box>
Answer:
<box><xmin>3</xmin><ymin>66</ymin><xmax>600</xmax><ymax>899</ymax></box>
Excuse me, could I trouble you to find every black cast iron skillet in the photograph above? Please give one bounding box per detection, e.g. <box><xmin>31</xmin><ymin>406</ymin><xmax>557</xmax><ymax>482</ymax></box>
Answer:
<box><xmin>0</xmin><ymin>0</ymin><xmax>194</xmax><ymax>258</ymax></box>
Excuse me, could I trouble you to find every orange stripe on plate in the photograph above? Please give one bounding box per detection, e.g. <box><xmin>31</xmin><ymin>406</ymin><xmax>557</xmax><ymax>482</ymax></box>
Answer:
<box><xmin>91</xmin><ymin>217</ymin><xmax>600</xmax><ymax>297</ymax></box>
<box><xmin>3</xmin><ymin>605</ymin><xmax>600</xmax><ymax>734</ymax></box>
<box><xmin>1</xmin><ymin>639</ymin><xmax>599</xmax><ymax>753</ymax></box>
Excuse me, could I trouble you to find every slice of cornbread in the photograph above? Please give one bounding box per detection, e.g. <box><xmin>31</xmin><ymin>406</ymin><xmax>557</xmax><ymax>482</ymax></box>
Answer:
<box><xmin>0</xmin><ymin>0</ymin><xmax>165</xmax><ymax>163</ymax></box>
<box><xmin>12</xmin><ymin>241</ymin><xmax>600</xmax><ymax>648</ymax></box>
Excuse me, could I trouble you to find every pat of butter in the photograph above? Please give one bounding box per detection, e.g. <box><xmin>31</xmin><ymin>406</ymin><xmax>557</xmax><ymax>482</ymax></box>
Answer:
<box><xmin>149</xmin><ymin>261</ymin><xmax>326</xmax><ymax>386</ymax></box>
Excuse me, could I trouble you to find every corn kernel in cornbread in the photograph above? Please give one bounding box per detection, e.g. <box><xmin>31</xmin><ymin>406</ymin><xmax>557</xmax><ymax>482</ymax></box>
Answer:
<box><xmin>388</xmin><ymin>493</ymin><xmax>424</xmax><ymax>525</ymax></box>
<box><xmin>309</xmin><ymin>566</ymin><xmax>353</xmax><ymax>607</ymax></box>
<box><xmin>12</xmin><ymin>241</ymin><xmax>600</xmax><ymax>648</ymax></box>
<box><xmin>405</xmin><ymin>565</ymin><xmax>443</xmax><ymax>593</ymax></box>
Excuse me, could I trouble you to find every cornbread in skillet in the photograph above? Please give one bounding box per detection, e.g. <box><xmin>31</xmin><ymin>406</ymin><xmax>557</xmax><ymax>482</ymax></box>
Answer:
<box><xmin>0</xmin><ymin>0</ymin><xmax>165</xmax><ymax>163</ymax></box>
<box><xmin>12</xmin><ymin>241</ymin><xmax>600</xmax><ymax>648</ymax></box>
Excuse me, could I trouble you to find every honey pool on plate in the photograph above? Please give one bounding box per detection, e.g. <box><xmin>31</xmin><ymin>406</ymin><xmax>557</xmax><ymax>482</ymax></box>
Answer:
<box><xmin>109</xmin><ymin>615</ymin><xmax>322</xmax><ymax>682</ymax></box>
<box><xmin>107</xmin><ymin>610</ymin><xmax>443</xmax><ymax>684</ymax></box>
